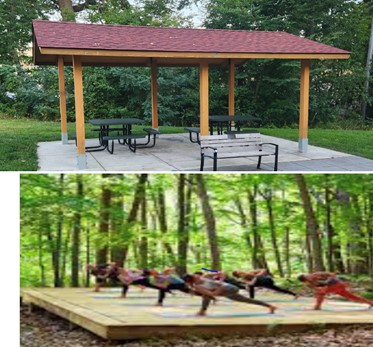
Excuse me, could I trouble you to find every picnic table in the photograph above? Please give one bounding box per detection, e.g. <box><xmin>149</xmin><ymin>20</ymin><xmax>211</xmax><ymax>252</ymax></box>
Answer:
<box><xmin>87</xmin><ymin>118</ymin><xmax>144</xmax><ymax>152</ymax></box>
<box><xmin>209</xmin><ymin>115</ymin><xmax>260</xmax><ymax>135</ymax></box>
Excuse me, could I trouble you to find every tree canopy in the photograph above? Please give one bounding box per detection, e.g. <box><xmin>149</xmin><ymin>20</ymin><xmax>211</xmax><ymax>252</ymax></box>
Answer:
<box><xmin>20</xmin><ymin>173</ymin><xmax>373</xmax><ymax>287</ymax></box>
<box><xmin>1</xmin><ymin>0</ymin><xmax>373</xmax><ymax>126</ymax></box>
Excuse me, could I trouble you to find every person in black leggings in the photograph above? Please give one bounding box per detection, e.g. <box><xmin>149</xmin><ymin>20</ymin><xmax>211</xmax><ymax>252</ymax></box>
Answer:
<box><xmin>183</xmin><ymin>273</ymin><xmax>276</xmax><ymax>316</ymax></box>
<box><xmin>118</xmin><ymin>268</ymin><xmax>171</xmax><ymax>298</ymax></box>
<box><xmin>233</xmin><ymin>270</ymin><xmax>298</xmax><ymax>299</ymax></box>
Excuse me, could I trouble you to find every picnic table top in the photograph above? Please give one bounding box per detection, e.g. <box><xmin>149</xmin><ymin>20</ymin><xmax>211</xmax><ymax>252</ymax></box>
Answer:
<box><xmin>209</xmin><ymin>115</ymin><xmax>259</xmax><ymax>122</ymax></box>
<box><xmin>89</xmin><ymin>118</ymin><xmax>144</xmax><ymax>126</ymax></box>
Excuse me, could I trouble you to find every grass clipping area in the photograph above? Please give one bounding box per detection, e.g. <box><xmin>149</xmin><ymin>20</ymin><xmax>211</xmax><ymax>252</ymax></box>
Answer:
<box><xmin>1</xmin><ymin>117</ymin><xmax>373</xmax><ymax>171</ymax></box>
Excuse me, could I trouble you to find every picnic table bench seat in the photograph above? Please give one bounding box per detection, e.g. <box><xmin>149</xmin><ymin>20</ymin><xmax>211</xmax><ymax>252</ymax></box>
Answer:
<box><xmin>102</xmin><ymin>134</ymin><xmax>146</xmax><ymax>153</ymax></box>
<box><xmin>200</xmin><ymin>133</ymin><xmax>279</xmax><ymax>171</ymax></box>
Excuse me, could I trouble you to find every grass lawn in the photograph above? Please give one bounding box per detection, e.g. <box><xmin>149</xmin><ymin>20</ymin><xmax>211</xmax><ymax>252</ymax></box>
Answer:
<box><xmin>1</xmin><ymin>117</ymin><xmax>373</xmax><ymax>171</ymax></box>
<box><xmin>260</xmin><ymin>128</ymin><xmax>373</xmax><ymax>160</ymax></box>
<box><xmin>0</xmin><ymin>118</ymin><xmax>185</xmax><ymax>171</ymax></box>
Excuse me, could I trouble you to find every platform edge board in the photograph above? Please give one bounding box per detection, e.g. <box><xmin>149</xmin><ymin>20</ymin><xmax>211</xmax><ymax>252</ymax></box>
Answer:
<box><xmin>105</xmin><ymin>322</ymin><xmax>373</xmax><ymax>340</ymax></box>
<box><xmin>22</xmin><ymin>289</ymin><xmax>122</xmax><ymax>339</ymax></box>
<box><xmin>21</xmin><ymin>289</ymin><xmax>373</xmax><ymax>341</ymax></box>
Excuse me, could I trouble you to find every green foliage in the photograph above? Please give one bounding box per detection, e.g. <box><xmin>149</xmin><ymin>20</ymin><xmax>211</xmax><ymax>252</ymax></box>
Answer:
<box><xmin>20</xmin><ymin>173</ymin><xmax>373</xmax><ymax>287</ymax></box>
<box><xmin>1</xmin><ymin>0</ymin><xmax>373</xmax><ymax>125</ymax></box>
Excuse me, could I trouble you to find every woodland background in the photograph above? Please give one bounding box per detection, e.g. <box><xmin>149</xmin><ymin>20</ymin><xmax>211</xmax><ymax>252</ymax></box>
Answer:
<box><xmin>2</xmin><ymin>0</ymin><xmax>373</xmax><ymax>127</ymax></box>
<box><xmin>20</xmin><ymin>173</ymin><xmax>373</xmax><ymax>289</ymax></box>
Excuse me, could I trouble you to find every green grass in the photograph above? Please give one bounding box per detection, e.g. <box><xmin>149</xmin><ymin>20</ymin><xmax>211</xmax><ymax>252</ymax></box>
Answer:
<box><xmin>0</xmin><ymin>118</ymin><xmax>185</xmax><ymax>171</ymax></box>
<box><xmin>1</xmin><ymin>117</ymin><xmax>373</xmax><ymax>171</ymax></box>
<box><xmin>259</xmin><ymin>128</ymin><xmax>373</xmax><ymax>160</ymax></box>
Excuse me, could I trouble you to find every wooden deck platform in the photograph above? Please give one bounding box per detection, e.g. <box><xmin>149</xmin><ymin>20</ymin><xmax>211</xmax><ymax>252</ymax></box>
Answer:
<box><xmin>22</xmin><ymin>287</ymin><xmax>373</xmax><ymax>340</ymax></box>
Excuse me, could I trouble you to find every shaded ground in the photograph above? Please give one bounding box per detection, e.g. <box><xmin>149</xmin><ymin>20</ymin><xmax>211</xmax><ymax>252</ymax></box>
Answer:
<box><xmin>20</xmin><ymin>305</ymin><xmax>373</xmax><ymax>347</ymax></box>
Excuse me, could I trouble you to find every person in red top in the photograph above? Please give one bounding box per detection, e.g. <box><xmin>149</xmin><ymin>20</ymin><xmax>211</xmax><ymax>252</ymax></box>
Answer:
<box><xmin>298</xmin><ymin>272</ymin><xmax>373</xmax><ymax>310</ymax></box>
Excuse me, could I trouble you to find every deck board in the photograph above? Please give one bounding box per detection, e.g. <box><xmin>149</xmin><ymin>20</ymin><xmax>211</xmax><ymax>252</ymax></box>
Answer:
<box><xmin>22</xmin><ymin>287</ymin><xmax>373</xmax><ymax>340</ymax></box>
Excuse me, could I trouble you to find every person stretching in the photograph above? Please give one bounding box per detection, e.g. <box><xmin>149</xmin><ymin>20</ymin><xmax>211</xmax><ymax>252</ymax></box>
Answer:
<box><xmin>183</xmin><ymin>273</ymin><xmax>276</xmax><ymax>316</ymax></box>
<box><xmin>149</xmin><ymin>268</ymin><xmax>215</xmax><ymax>306</ymax></box>
<box><xmin>86</xmin><ymin>263</ymin><xmax>112</xmax><ymax>292</ymax></box>
<box><xmin>298</xmin><ymin>272</ymin><xmax>373</xmax><ymax>310</ymax></box>
<box><xmin>117</xmin><ymin>268</ymin><xmax>168</xmax><ymax>298</ymax></box>
<box><xmin>233</xmin><ymin>269</ymin><xmax>298</xmax><ymax>299</ymax></box>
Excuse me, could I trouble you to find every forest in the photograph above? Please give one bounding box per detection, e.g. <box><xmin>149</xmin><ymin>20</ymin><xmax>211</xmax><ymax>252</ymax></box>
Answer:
<box><xmin>2</xmin><ymin>0</ymin><xmax>373</xmax><ymax>127</ymax></box>
<box><xmin>20</xmin><ymin>173</ymin><xmax>373</xmax><ymax>288</ymax></box>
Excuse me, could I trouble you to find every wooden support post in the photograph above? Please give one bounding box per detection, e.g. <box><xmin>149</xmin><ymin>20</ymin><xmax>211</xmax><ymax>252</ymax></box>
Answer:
<box><xmin>299</xmin><ymin>59</ymin><xmax>310</xmax><ymax>153</ymax></box>
<box><xmin>72</xmin><ymin>56</ymin><xmax>87</xmax><ymax>169</ymax></box>
<box><xmin>200</xmin><ymin>62</ymin><xmax>209</xmax><ymax>136</ymax></box>
<box><xmin>228</xmin><ymin>60</ymin><xmax>235</xmax><ymax>116</ymax></box>
<box><xmin>151</xmin><ymin>62</ymin><xmax>159</xmax><ymax>129</ymax></box>
<box><xmin>58</xmin><ymin>57</ymin><xmax>68</xmax><ymax>144</ymax></box>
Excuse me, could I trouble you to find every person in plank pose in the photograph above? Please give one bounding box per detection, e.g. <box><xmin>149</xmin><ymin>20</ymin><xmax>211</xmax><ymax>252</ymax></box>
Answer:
<box><xmin>117</xmin><ymin>268</ymin><xmax>170</xmax><ymax>298</ymax></box>
<box><xmin>297</xmin><ymin>272</ymin><xmax>373</xmax><ymax>310</ymax></box>
<box><xmin>199</xmin><ymin>270</ymin><xmax>249</xmax><ymax>291</ymax></box>
<box><xmin>232</xmin><ymin>269</ymin><xmax>298</xmax><ymax>299</ymax></box>
<box><xmin>183</xmin><ymin>273</ymin><xmax>276</xmax><ymax>316</ymax></box>
<box><xmin>148</xmin><ymin>267</ymin><xmax>216</xmax><ymax>306</ymax></box>
<box><xmin>86</xmin><ymin>263</ymin><xmax>110</xmax><ymax>292</ymax></box>
<box><xmin>86</xmin><ymin>263</ymin><xmax>127</xmax><ymax>294</ymax></box>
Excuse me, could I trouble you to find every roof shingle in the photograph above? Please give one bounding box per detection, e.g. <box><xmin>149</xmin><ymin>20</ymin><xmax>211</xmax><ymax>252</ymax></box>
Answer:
<box><xmin>32</xmin><ymin>20</ymin><xmax>350</xmax><ymax>55</ymax></box>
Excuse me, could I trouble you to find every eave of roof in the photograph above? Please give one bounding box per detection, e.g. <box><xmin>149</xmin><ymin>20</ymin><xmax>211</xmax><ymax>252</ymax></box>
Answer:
<box><xmin>32</xmin><ymin>20</ymin><xmax>351</xmax><ymax>67</ymax></box>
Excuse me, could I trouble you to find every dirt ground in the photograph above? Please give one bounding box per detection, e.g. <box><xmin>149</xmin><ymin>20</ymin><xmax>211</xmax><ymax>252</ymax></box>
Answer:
<box><xmin>20</xmin><ymin>305</ymin><xmax>373</xmax><ymax>347</ymax></box>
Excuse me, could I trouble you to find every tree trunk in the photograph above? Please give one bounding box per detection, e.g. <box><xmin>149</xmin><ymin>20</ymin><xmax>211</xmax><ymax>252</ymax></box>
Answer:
<box><xmin>71</xmin><ymin>175</ymin><xmax>83</xmax><ymax>287</ymax></box>
<box><xmin>177</xmin><ymin>174</ymin><xmax>189</xmax><ymax>275</ymax></box>
<box><xmin>295</xmin><ymin>174</ymin><xmax>325</xmax><ymax>271</ymax></box>
<box><xmin>85</xmin><ymin>226</ymin><xmax>90</xmax><ymax>287</ymax></box>
<box><xmin>234</xmin><ymin>198</ymin><xmax>255</xmax><ymax>268</ymax></box>
<box><xmin>54</xmin><ymin>174</ymin><xmax>64</xmax><ymax>287</ymax></box>
<box><xmin>368</xmin><ymin>191</ymin><xmax>373</xmax><ymax>277</ymax></box>
<box><xmin>264</xmin><ymin>190</ymin><xmax>284</xmax><ymax>277</ymax></box>
<box><xmin>96</xmin><ymin>174</ymin><xmax>112</xmax><ymax>265</ymax></box>
<box><xmin>350</xmin><ymin>194</ymin><xmax>368</xmax><ymax>274</ymax></box>
<box><xmin>248</xmin><ymin>186</ymin><xmax>267</xmax><ymax>269</ymax></box>
<box><xmin>58</xmin><ymin>0</ymin><xmax>76</xmax><ymax>21</ymax></box>
<box><xmin>118</xmin><ymin>174</ymin><xmax>148</xmax><ymax>266</ymax></box>
<box><xmin>196</xmin><ymin>175</ymin><xmax>221</xmax><ymax>270</ymax></box>
<box><xmin>325</xmin><ymin>182</ymin><xmax>334</xmax><ymax>272</ymax></box>
<box><xmin>111</xmin><ymin>175</ymin><xmax>125</xmax><ymax>265</ymax></box>
<box><xmin>139</xmin><ymin>185</ymin><xmax>148</xmax><ymax>269</ymax></box>
<box><xmin>156</xmin><ymin>187</ymin><xmax>175</xmax><ymax>263</ymax></box>
<box><xmin>61</xmin><ymin>227</ymin><xmax>71</xmax><ymax>286</ymax></box>
<box><xmin>38</xmin><ymin>228</ymin><xmax>46</xmax><ymax>286</ymax></box>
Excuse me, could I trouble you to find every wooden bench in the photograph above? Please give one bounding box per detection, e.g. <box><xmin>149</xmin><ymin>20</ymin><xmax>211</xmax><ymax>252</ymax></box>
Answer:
<box><xmin>184</xmin><ymin>127</ymin><xmax>200</xmax><ymax>144</ymax></box>
<box><xmin>102</xmin><ymin>134</ymin><xmax>146</xmax><ymax>153</ymax></box>
<box><xmin>200</xmin><ymin>133</ymin><xmax>279</xmax><ymax>171</ymax></box>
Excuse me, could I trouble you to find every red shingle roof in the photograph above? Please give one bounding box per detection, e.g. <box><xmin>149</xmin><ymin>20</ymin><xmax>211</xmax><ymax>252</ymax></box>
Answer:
<box><xmin>33</xmin><ymin>20</ymin><xmax>350</xmax><ymax>55</ymax></box>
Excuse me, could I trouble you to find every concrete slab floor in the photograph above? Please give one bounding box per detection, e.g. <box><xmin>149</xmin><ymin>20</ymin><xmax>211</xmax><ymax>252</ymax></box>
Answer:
<box><xmin>37</xmin><ymin>133</ymin><xmax>373</xmax><ymax>172</ymax></box>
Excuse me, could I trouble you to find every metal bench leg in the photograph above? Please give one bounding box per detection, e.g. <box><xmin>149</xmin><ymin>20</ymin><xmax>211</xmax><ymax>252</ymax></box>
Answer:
<box><xmin>274</xmin><ymin>152</ymin><xmax>279</xmax><ymax>171</ymax></box>
<box><xmin>213</xmin><ymin>152</ymin><xmax>218</xmax><ymax>171</ymax></box>
<box><xmin>128</xmin><ymin>139</ymin><xmax>137</xmax><ymax>153</ymax></box>
<box><xmin>200</xmin><ymin>153</ymin><xmax>205</xmax><ymax>171</ymax></box>
<box><xmin>257</xmin><ymin>156</ymin><xmax>262</xmax><ymax>169</ymax></box>
<box><xmin>106</xmin><ymin>140</ymin><xmax>114</xmax><ymax>154</ymax></box>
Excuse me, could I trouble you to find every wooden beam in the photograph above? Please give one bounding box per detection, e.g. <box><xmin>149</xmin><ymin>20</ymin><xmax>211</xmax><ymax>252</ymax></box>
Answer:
<box><xmin>58</xmin><ymin>57</ymin><xmax>68</xmax><ymax>144</ymax></box>
<box><xmin>200</xmin><ymin>62</ymin><xmax>209</xmax><ymax>136</ymax></box>
<box><xmin>151</xmin><ymin>62</ymin><xmax>159</xmax><ymax>129</ymax></box>
<box><xmin>40</xmin><ymin>48</ymin><xmax>351</xmax><ymax>61</ymax></box>
<box><xmin>228</xmin><ymin>60</ymin><xmax>235</xmax><ymax>116</ymax></box>
<box><xmin>299</xmin><ymin>59</ymin><xmax>310</xmax><ymax>152</ymax></box>
<box><xmin>72</xmin><ymin>55</ymin><xmax>87</xmax><ymax>169</ymax></box>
